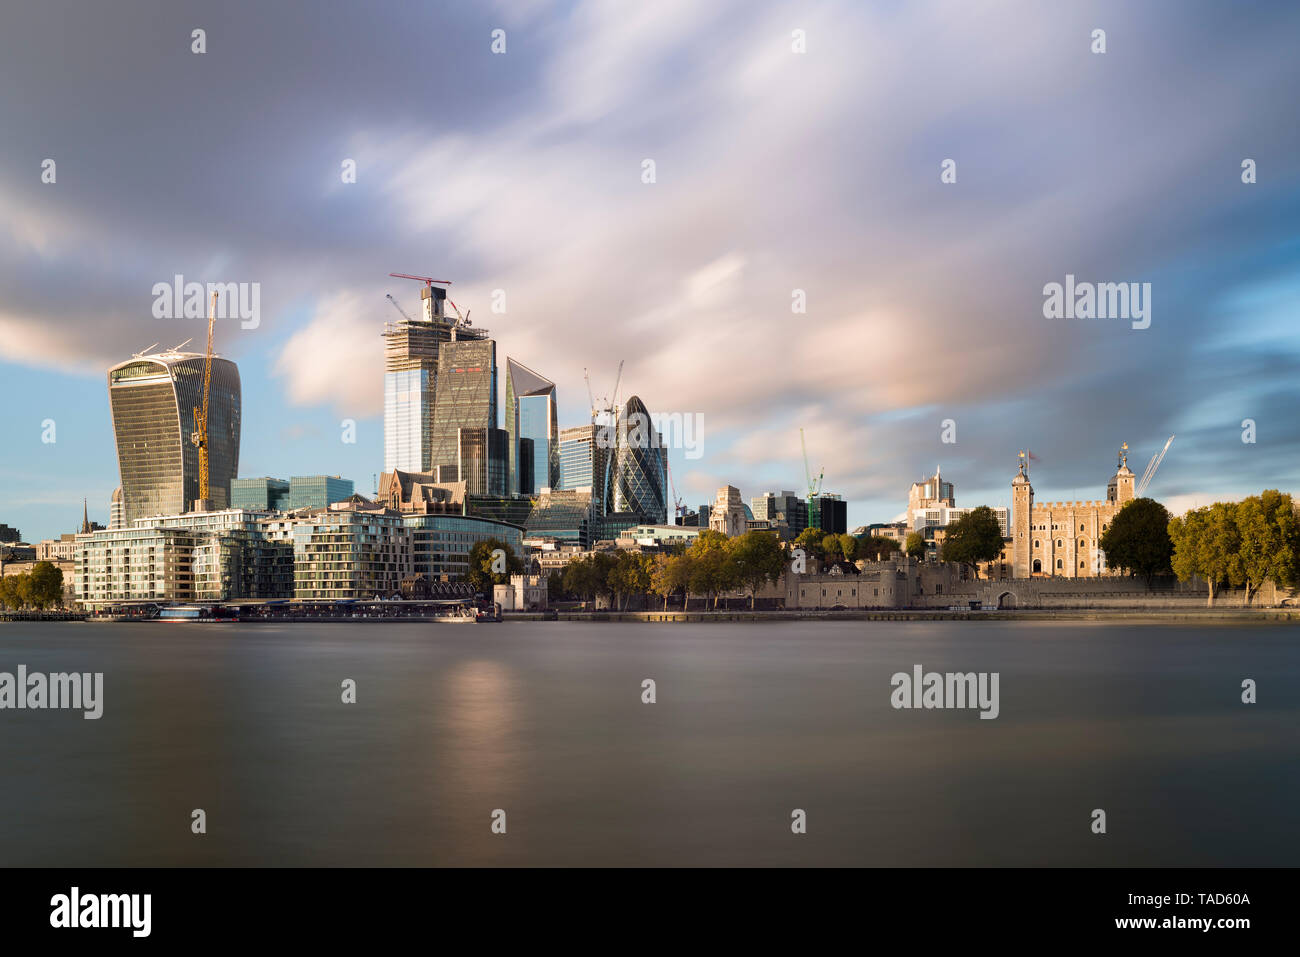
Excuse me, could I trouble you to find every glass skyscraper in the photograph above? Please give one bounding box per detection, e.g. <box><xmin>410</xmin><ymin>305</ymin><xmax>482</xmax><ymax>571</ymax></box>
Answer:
<box><xmin>505</xmin><ymin>357</ymin><xmax>558</xmax><ymax>495</ymax></box>
<box><xmin>558</xmin><ymin>423</ymin><xmax>613</xmax><ymax>513</ymax></box>
<box><xmin>429</xmin><ymin>337</ymin><xmax>497</xmax><ymax>476</ymax></box>
<box><xmin>613</xmin><ymin>395</ymin><xmax>667</xmax><ymax>525</ymax></box>
<box><xmin>382</xmin><ymin>284</ymin><xmax>463</xmax><ymax>472</ymax></box>
<box><xmin>107</xmin><ymin>350</ymin><xmax>241</xmax><ymax>524</ymax></box>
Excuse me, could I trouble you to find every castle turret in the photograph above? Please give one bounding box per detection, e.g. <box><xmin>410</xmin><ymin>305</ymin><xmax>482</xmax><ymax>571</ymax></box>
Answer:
<box><xmin>1107</xmin><ymin>443</ymin><xmax>1136</xmax><ymax>504</ymax></box>
<box><xmin>1011</xmin><ymin>452</ymin><xmax>1033</xmax><ymax>578</ymax></box>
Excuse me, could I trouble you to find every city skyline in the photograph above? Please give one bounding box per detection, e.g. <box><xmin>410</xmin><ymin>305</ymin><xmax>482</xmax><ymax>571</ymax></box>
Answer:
<box><xmin>5</xmin><ymin>0</ymin><xmax>1300</xmax><ymax>543</ymax></box>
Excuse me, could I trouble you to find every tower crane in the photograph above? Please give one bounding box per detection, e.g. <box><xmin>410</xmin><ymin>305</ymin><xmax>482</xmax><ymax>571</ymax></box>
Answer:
<box><xmin>190</xmin><ymin>291</ymin><xmax>218</xmax><ymax>510</ymax></box>
<box><xmin>800</xmin><ymin>427</ymin><xmax>824</xmax><ymax>529</ymax></box>
<box><xmin>385</xmin><ymin>293</ymin><xmax>415</xmax><ymax>322</ymax></box>
<box><xmin>583</xmin><ymin>359</ymin><xmax>624</xmax><ymax>424</ymax></box>
<box><xmin>1136</xmin><ymin>435</ymin><xmax>1175</xmax><ymax>496</ymax></box>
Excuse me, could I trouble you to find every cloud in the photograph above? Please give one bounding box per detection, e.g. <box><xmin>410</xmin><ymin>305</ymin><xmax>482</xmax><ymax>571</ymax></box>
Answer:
<box><xmin>2</xmin><ymin>0</ymin><xmax>1300</xmax><ymax>529</ymax></box>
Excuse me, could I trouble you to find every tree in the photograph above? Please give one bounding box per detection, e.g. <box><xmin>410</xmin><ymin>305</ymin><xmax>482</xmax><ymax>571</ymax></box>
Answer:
<box><xmin>546</xmin><ymin>569</ymin><xmax>567</xmax><ymax>601</ymax></box>
<box><xmin>562</xmin><ymin>556</ymin><xmax>600</xmax><ymax>604</ymax></box>
<box><xmin>794</xmin><ymin>526</ymin><xmax>826</xmax><ymax>559</ymax></box>
<box><xmin>1169</xmin><ymin>502</ymin><xmax>1242</xmax><ymax>607</ymax></box>
<box><xmin>610</xmin><ymin>551</ymin><xmax>651</xmax><ymax>610</ymax></box>
<box><xmin>466</xmin><ymin>539</ymin><xmax>523</xmax><ymax>594</ymax></box>
<box><xmin>688</xmin><ymin>534</ymin><xmax>737</xmax><ymax>610</ymax></box>
<box><xmin>1099</xmin><ymin>497</ymin><xmax>1172</xmax><ymax>587</ymax></box>
<box><xmin>904</xmin><ymin>532</ymin><xmax>926</xmax><ymax>561</ymax></box>
<box><xmin>856</xmin><ymin>535</ymin><xmax>899</xmax><ymax>562</ymax></box>
<box><xmin>1233</xmin><ymin>490</ymin><xmax>1300</xmax><ymax>605</ymax></box>
<box><xmin>940</xmin><ymin>506</ymin><xmax>1005</xmax><ymax>579</ymax></box>
<box><xmin>821</xmin><ymin>533</ymin><xmax>843</xmax><ymax>562</ymax></box>
<box><xmin>730</xmin><ymin>530</ymin><xmax>786</xmax><ymax>609</ymax></box>
<box><xmin>0</xmin><ymin>574</ymin><xmax>22</xmax><ymax>609</ymax></box>
<box><xmin>29</xmin><ymin>561</ymin><xmax>64</xmax><ymax>609</ymax></box>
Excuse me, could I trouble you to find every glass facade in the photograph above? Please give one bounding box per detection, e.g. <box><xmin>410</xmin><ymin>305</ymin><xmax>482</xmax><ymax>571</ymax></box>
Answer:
<box><xmin>231</xmin><ymin>477</ymin><xmax>290</xmax><ymax>510</ymax></box>
<box><xmin>403</xmin><ymin>513</ymin><xmax>524</xmax><ymax>581</ymax></box>
<box><xmin>524</xmin><ymin>488</ymin><xmax>595</xmax><ymax>548</ymax></box>
<box><xmin>384</xmin><ymin>367</ymin><xmax>431</xmax><ymax>472</ymax></box>
<box><xmin>558</xmin><ymin>423</ymin><xmax>613</xmax><ymax>512</ymax></box>
<box><xmin>457</xmin><ymin>428</ymin><xmax>508</xmax><ymax>497</ymax></box>
<box><xmin>429</xmin><ymin>338</ymin><xmax>497</xmax><ymax>475</ymax></box>
<box><xmin>612</xmin><ymin>396</ymin><xmax>667</xmax><ymax>525</ymax></box>
<box><xmin>505</xmin><ymin>358</ymin><xmax>558</xmax><ymax>495</ymax></box>
<box><xmin>287</xmin><ymin>475</ymin><xmax>354</xmax><ymax>511</ymax></box>
<box><xmin>108</xmin><ymin>353</ymin><xmax>241</xmax><ymax>524</ymax></box>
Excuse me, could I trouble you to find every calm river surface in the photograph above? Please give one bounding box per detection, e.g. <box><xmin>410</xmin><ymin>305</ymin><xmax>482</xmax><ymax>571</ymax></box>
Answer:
<box><xmin>1</xmin><ymin>620</ymin><xmax>1296</xmax><ymax>866</ymax></box>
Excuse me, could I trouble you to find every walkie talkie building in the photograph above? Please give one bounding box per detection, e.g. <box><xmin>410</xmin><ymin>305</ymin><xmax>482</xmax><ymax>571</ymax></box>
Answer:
<box><xmin>107</xmin><ymin>350</ymin><xmax>241</xmax><ymax>525</ymax></box>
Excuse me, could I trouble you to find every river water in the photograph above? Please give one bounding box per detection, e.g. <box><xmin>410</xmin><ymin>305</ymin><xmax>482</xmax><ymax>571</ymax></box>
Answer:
<box><xmin>1</xmin><ymin>620</ymin><xmax>1296</xmax><ymax>866</ymax></box>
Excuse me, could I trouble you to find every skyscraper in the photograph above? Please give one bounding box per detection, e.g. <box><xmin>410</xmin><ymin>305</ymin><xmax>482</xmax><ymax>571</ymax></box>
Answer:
<box><xmin>429</xmin><ymin>336</ymin><xmax>497</xmax><ymax>476</ymax></box>
<box><xmin>612</xmin><ymin>395</ymin><xmax>667</xmax><ymax>524</ymax></box>
<box><xmin>558</xmin><ymin>423</ymin><xmax>613</xmax><ymax>511</ymax></box>
<box><xmin>505</xmin><ymin>357</ymin><xmax>558</xmax><ymax>495</ymax></box>
<box><xmin>108</xmin><ymin>349</ymin><xmax>241</xmax><ymax>524</ymax></box>
<box><xmin>383</xmin><ymin>285</ymin><xmax>458</xmax><ymax>472</ymax></box>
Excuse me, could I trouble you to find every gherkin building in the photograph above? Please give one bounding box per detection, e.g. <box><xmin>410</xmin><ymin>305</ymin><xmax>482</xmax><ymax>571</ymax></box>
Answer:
<box><xmin>612</xmin><ymin>395</ymin><xmax>667</xmax><ymax>524</ymax></box>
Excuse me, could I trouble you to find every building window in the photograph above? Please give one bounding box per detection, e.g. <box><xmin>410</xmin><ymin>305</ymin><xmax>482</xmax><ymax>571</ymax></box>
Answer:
<box><xmin>1034</xmin><ymin>540</ymin><xmax>1040</xmax><ymax>548</ymax></box>
<box><xmin>1056</xmin><ymin>559</ymin><xmax>1063</xmax><ymax>569</ymax></box>
<box><xmin>1056</xmin><ymin>539</ymin><xmax>1062</xmax><ymax>548</ymax></box>
<box><xmin>1032</xmin><ymin>559</ymin><xmax>1041</xmax><ymax>573</ymax></box>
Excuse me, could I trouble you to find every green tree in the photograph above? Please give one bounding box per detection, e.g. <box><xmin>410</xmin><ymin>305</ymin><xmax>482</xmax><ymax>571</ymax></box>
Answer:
<box><xmin>466</xmin><ymin>539</ymin><xmax>523</xmax><ymax>594</ymax></box>
<box><xmin>1169</xmin><ymin>502</ymin><xmax>1242</xmax><ymax>606</ymax></box>
<box><xmin>904</xmin><ymin>532</ymin><xmax>926</xmax><ymax>561</ymax></box>
<box><xmin>820</xmin><ymin>533</ymin><xmax>843</xmax><ymax>562</ymax></box>
<box><xmin>730</xmin><ymin>530</ymin><xmax>786</xmax><ymax>609</ymax></box>
<box><xmin>29</xmin><ymin>561</ymin><xmax>64</xmax><ymax>609</ymax></box>
<box><xmin>940</xmin><ymin>506</ymin><xmax>1005</xmax><ymax>579</ymax></box>
<box><xmin>546</xmin><ymin>569</ymin><xmax>567</xmax><ymax>601</ymax></box>
<box><xmin>1099</xmin><ymin>497</ymin><xmax>1173</xmax><ymax>586</ymax></box>
<box><xmin>855</xmin><ymin>535</ymin><xmax>899</xmax><ymax>562</ymax></box>
<box><xmin>688</xmin><ymin>539</ymin><xmax>737</xmax><ymax>610</ymax></box>
<box><xmin>794</xmin><ymin>526</ymin><xmax>826</xmax><ymax>559</ymax></box>
<box><xmin>562</xmin><ymin>556</ymin><xmax>599</xmax><ymax>604</ymax></box>
<box><xmin>1234</xmin><ymin>490</ymin><xmax>1300</xmax><ymax>605</ymax></box>
<box><xmin>610</xmin><ymin>551</ymin><xmax>651</xmax><ymax>610</ymax></box>
<box><xmin>0</xmin><ymin>574</ymin><xmax>22</xmax><ymax>610</ymax></box>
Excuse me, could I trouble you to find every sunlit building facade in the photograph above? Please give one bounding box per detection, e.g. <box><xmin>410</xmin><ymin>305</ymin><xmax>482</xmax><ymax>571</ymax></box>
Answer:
<box><xmin>107</xmin><ymin>350</ymin><xmax>241</xmax><ymax>524</ymax></box>
<box><xmin>505</xmin><ymin>358</ymin><xmax>558</xmax><ymax>495</ymax></box>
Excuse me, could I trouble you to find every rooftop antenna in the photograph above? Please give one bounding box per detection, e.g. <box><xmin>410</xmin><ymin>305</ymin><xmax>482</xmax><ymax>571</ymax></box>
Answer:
<box><xmin>134</xmin><ymin>342</ymin><xmax>160</xmax><ymax>358</ymax></box>
<box><xmin>171</xmin><ymin>338</ymin><xmax>193</xmax><ymax>353</ymax></box>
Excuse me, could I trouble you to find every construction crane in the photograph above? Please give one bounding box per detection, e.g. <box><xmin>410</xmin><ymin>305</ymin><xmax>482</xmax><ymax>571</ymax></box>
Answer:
<box><xmin>584</xmin><ymin>359</ymin><xmax>624</xmax><ymax>424</ymax></box>
<box><xmin>388</xmin><ymin>272</ymin><xmax>452</xmax><ymax>288</ymax></box>
<box><xmin>385</xmin><ymin>293</ymin><xmax>415</xmax><ymax>322</ymax></box>
<box><xmin>799</xmin><ymin>427</ymin><xmax>824</xmax><ymax>528</ymax></box>
<box><xmin>1136</xmin><ymin>435</ymin><xmax>1175</xmax><ymax>496</ymax></box>
<box><xmin>665</xmin><ymin>456</ymin><xmax>686</xmax><ymax>521</ymax></box>
<box><xmin>190</xmin><ymin>291</ymin><xmax>219</xmax><ymax>509</ymax></box>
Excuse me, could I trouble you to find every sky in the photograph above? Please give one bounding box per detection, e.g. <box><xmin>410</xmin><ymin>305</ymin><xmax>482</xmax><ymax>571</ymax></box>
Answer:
<box><xmin>2</xmin><ymin>0</ymin><xmax>1299</xmax><ymax>543</ymax></box>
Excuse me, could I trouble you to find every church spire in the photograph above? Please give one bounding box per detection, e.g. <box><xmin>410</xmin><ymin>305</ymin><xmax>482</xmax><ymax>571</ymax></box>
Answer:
<box><xmin>81</xmin><ymin>498</ymin><xmax>89</xmax><ymax>534</ymax></box>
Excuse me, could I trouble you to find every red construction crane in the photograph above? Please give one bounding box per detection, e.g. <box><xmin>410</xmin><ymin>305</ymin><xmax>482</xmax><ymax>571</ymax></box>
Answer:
<box><xmin>388</xmin><ymin>272</ymin><xmax>452</xmax><ymax>287</ymax></box>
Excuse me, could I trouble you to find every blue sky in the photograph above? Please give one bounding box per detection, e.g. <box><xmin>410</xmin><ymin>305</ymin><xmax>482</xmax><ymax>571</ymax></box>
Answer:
<box><xmin>2</xmin><ymin>0</ymin><xmax>1300</xmax><ymax>542</ymax></box>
